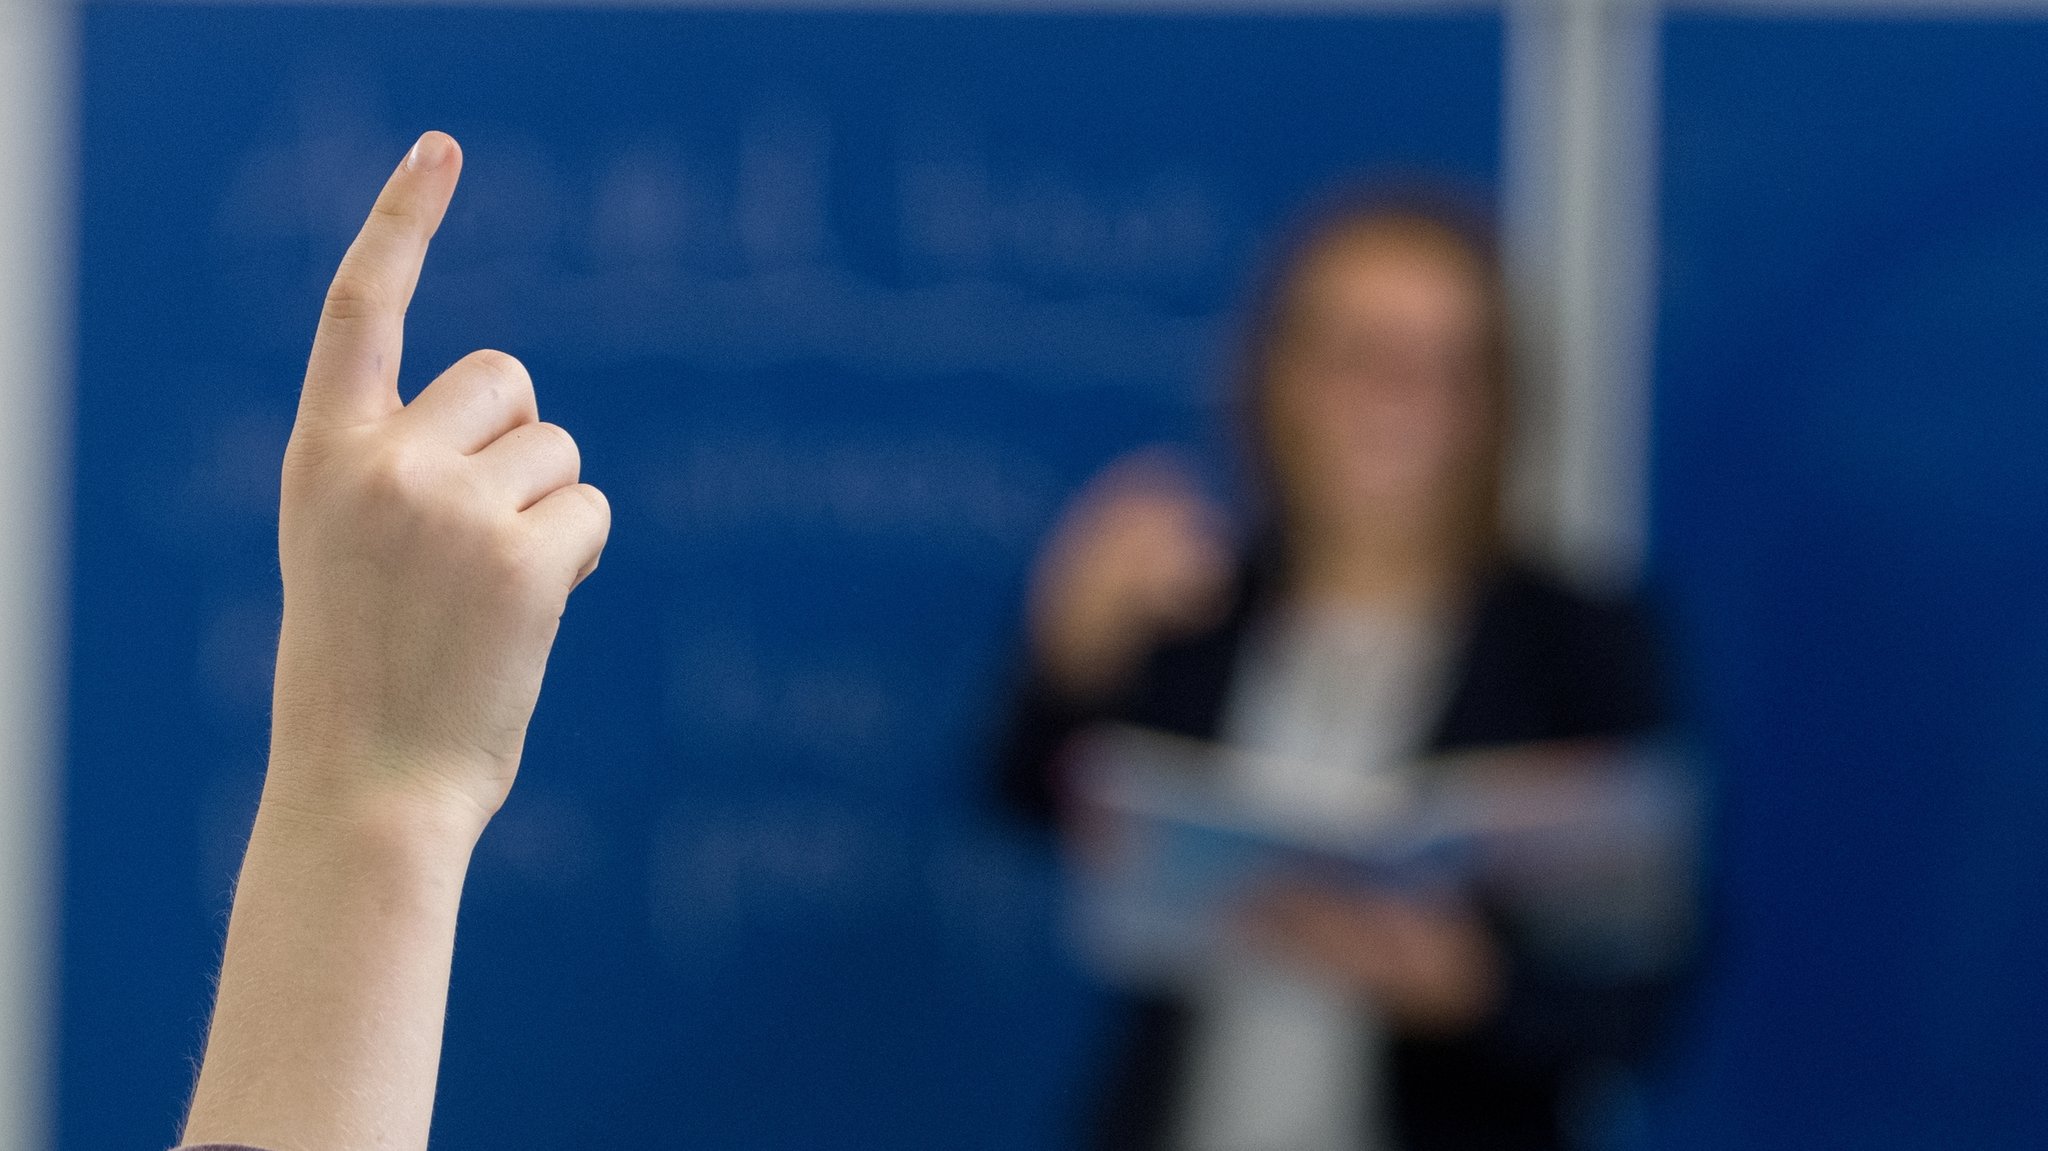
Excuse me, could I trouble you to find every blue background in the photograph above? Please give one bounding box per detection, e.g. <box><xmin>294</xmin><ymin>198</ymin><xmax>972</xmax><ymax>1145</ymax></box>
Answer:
<box><xmin>65</xmin><ymin>8</ymin><xmax>1502</xmax><ymax>1149</ymax></box>
<box><xmin>1650</xmin><ymin>18</ymin><xmax>2048</xmax><ymax>1150</ymax></box>
<box><xmin>71</xmin><ymin>9</ymin><xmax>2048</xmax><ymax>1151</ymax></box>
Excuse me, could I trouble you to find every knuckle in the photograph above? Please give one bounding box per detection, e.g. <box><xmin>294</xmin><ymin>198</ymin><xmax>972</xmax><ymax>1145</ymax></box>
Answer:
<box><xmin>531</xmin><ymin>422</ymin><xmax>582</xmax><ymax>472</ymax></box>
<box><xmin>569</xmin><ymin>483</ymin><xmax>611</xmax><ymax>526</ymax></box>
<box><xmin>321</xmin><ymin>270</ymin><xmax>392</xmax><ymax>324</ymax></box>
<box><xmin>543</xmin><ymin>485</ymin><xmax>611</xmax><ymax>554</ymax></box>
<box><xmin>466</xmin><ymin>349</ymin><xmax>533</xmax><ymax>393</ymax></box>
<box><xmin>444</xmin><ymin>350</ymin><xmax>536</xmax><ymax>422</ymax></box>
<box><xmin>358</xmin><ymin>437</ymin><xmax>439</xmax><ymax>508</ymax></box>
<box><xmin>366</xmin><ymin>196</ymin><xmax>418</xmax><ymax>230</ymax></box>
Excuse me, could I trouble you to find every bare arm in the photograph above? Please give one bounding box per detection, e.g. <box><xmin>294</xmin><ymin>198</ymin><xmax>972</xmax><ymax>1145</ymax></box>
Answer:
<box><xmin>180</xmin><ymin>130</ymin><xmax>610</xmax><ymax>1151</ymax></box>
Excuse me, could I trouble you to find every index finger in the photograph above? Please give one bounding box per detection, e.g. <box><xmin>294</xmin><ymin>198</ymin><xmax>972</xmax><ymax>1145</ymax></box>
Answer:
<box><xmin>300</xmin><ymin>131</ymin><xmax>464</xmax><ymax>428</ymax></box>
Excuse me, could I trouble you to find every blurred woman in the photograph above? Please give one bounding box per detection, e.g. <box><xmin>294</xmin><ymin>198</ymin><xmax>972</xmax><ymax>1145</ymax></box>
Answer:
<box><xmin>993</xmin><ymin>192</ymin><xmax>1682</xmax><ymax>1151</ymax></box>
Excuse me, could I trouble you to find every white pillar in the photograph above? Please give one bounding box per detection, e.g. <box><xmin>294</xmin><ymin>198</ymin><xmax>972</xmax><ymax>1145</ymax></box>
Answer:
<box><xmin>1501</xmin><ymin>0</ymin><xmax>1662</xmax><ymax>588</ymax></box>
<box><xmin>0</xmin><ymin>0</ymin><xmax>69</xmax><ymax>1146</ymax></box>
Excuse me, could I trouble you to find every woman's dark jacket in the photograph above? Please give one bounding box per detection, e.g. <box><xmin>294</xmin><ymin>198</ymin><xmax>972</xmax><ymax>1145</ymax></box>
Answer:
<box><xmin>993</xmin><ymin>560</ymin><xmax>1682</xmax><ymax>1151</ymax></box>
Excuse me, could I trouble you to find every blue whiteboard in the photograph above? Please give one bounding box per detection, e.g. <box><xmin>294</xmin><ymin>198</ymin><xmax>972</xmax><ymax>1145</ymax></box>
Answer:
<box><xmin>66</xmin><ymin>8</ymin><xmax>1502</xmax><ymax>1148</ymax></box>
<box><xmin>1652</xmin><ymin>18</ymin><xmax>2048</xmax><ymax>1150</ymax></box>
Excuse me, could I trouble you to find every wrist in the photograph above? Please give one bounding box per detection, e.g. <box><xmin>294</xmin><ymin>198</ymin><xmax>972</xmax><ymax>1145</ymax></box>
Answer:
<box><xmin>187</xmin><ymin>751</ymin><xmax>478</xmax><ymax>1151</ymax></box>
<box><xmin>1036</xmin><ymin>617</ymin><xmax>1143</xmax><ymax>703</ymax></box>
<box><xmin>258</xmin><ymin>744</ymin><xmax>499</xmax><ymax>853</ymax></box>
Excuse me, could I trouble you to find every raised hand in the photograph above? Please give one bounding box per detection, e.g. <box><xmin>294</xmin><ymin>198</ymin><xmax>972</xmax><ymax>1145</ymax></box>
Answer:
<box><xmin>268</xmin><ymin>129</ymin><xmax>609</xmax><ymax>827</ymax></box>
<box><xmin>1029</xmin><ymin>452</ymin><xmax>1235</xmax><ymax>701</ymax></box>
<box><xmin>182</xmin><ymin>132</ymin><xmax>607</xmax><ymax>1151</ymax></box>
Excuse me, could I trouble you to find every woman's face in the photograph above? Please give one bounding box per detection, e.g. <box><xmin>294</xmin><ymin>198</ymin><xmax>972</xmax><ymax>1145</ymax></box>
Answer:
<box><xmin>1264</xmin><ymin>226</ymin><xmax>1495</xmax><ymax>544</ymax></box>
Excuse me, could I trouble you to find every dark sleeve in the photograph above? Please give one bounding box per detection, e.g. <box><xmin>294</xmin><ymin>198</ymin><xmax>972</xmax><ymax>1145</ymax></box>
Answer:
<box><xmin>1458</xmin><ymin>924</ymin><xmax>1691</xmax><ymax>1071</ymax></box>
<box><xmin>1450</xmin><ymin>582</ymin><xmax>1691</xmax><ymax>1069</ymax></box>
<box><xmin>1499</xmin><ymin>585</ymin><xmax>1687</xmax><ymax>1064</ymax></box>
<box><xmin>990</xmin><ymin>607</ymin><xmax>1247</xmax><ymax>831</ymax></box>
<box><xmin>990</xmin><ymin>555</ymin><xmax>1258</xmax><ymax>832</ymax></box>
<box><xmin>990</xmin><ymin>660</ymin><xmax>1113</xmax><ymax>831</ymax></box>
<box><xmin>1549</xmin><ymin>586</ymin><xmax>1671</xmax><ymax>738</ymax></box>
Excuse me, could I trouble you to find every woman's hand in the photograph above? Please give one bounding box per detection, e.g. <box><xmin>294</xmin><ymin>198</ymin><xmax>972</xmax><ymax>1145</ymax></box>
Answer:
<box><xmin>1241</xmin><ymin>881</ymin><xmax>1505</xmax><ymax>1036</ymax></box>
<box><xmin>1028</xmin><ymin>452</ymin><xmax>1234</xmax><ymax>701</ymax></box>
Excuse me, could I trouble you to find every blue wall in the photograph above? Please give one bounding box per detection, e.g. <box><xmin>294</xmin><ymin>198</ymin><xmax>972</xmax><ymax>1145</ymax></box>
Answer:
<box><xmin>76</xmin><ymin>10</ymin><xmax>2048</xmax><ymax>1151</ymax></box>
<box><xmin>1650</xmin><ymin>18</ymin><xmax>2048</xmax><ymax>1150</ymax></box>
<box><xmin>65</xmin><ymin>9</ymin><xmax>1502</xmax><ymax>1148</ymax></box>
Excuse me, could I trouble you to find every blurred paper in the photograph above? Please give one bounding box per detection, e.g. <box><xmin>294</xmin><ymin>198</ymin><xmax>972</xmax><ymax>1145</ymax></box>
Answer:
<box><xmin>1067</xmin><ymin>725</ymin><xmax>1698</xmax><ymax>990</ymax></box>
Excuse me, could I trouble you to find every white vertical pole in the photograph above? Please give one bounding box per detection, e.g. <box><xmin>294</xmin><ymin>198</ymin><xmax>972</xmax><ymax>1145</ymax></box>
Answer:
<box><xmin>0</xmin><ymin>0</ymin><xmax>69</xmax><ymax>1146</ymax></box>
<box><xmin>1502</xmin><ymin>0</ymin><xmax>1662</xmax><ymax>588</ymax></box>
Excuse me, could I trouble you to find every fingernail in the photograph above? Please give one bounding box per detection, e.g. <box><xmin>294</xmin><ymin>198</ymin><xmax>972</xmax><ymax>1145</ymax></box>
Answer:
<box><xmin>404</xmin><ymin>132</ymin><xmax>452</xmax><ymax>172</ymax></box>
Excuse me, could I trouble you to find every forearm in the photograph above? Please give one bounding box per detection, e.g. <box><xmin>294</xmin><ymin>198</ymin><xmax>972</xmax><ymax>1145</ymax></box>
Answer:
<box><xmin>182</xmin><ymin>767</ymin><xmax>484</xmax><ymax>1151</ymax></box>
